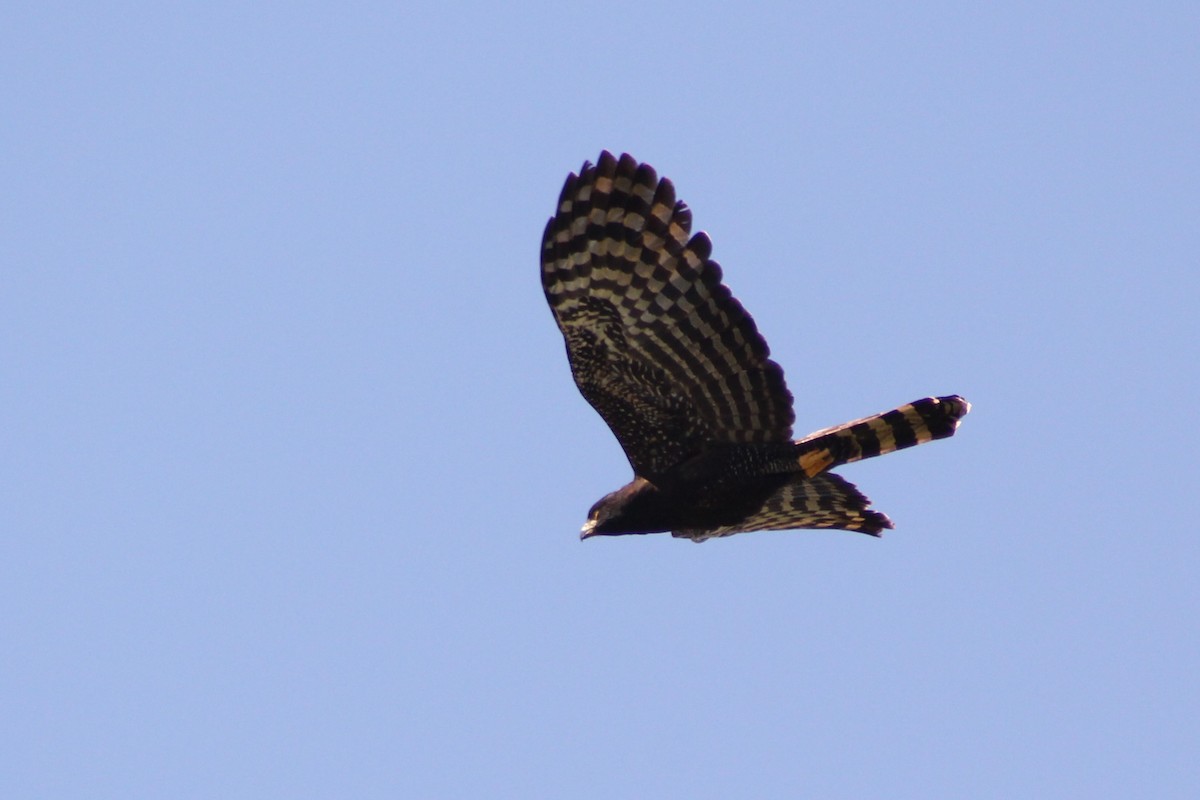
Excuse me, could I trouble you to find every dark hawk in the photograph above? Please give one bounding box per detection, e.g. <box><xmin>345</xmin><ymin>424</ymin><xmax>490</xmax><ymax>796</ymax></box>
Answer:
<box><xmin>541</xmin><ymin>151</ymin><xmax>969</xmax><ymax>542</ymax></box>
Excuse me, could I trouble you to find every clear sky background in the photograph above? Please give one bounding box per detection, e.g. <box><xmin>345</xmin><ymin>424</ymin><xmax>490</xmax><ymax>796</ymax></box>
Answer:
<box><xmin>3</xmin><ymin>2</ymin><xmax>1197</xmax><ymax>798</ymax></box>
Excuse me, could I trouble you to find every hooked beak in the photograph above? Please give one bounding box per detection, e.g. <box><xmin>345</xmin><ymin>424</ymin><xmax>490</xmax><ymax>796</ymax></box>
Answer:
<box><xmin>580</xmin><ymin>517</ymin><xmax>598</xmax><ymax>540</ymax></box>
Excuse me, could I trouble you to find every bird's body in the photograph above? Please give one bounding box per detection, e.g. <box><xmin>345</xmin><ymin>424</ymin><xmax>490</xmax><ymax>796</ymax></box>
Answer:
<box><xmin>541</xmin><ymin>152</ymin><xmax>969</xmax><ymax>541</ymax></box>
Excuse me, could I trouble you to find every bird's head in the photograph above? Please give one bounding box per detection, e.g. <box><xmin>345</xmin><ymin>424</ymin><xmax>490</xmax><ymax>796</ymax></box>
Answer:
<box><xmin>580</xmin><ymin>495</ymin><xmax>621</xmax><ymax>539</ymax></box>
<box><xmin>580</xmin><ymin>478</ymin><xmax>667</xmax><ymax>539</ymax></box>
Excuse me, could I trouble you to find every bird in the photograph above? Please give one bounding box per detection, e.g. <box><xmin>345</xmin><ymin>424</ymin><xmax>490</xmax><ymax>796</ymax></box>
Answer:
<box><xmin>541</xmin><ymin>152</ymin><xmax>969</xmax><ymax>542</ymax></box>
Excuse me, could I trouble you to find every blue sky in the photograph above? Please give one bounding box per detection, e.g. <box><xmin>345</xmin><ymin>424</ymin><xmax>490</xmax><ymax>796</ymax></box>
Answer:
<box><xmin>3</xmin><ymin>2</ymin><xmax>1197</xmax><ymax>797</ymax></box>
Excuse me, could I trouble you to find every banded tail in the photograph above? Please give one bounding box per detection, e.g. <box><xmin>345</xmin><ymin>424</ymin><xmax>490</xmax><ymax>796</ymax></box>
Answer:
<box><xmin>673</xmin><ymin>395</ymin><xmax>970</xmax><ymax>542</ymax></box>
<box><xmin>794</xmin><ymin>395</ymin><xmax>970</xmax><ymax>478</ymax></box>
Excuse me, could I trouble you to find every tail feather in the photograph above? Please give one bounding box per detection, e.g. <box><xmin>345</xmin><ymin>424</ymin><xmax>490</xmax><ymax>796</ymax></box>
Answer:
<box><xmin>674</xmin><ymin>395</ymin><xmax>969</xmax><ymax>542</ymax></box>
<box><xmin>795</xmin><ymin>395</ymin><xmax>970</xmax><ymax>477</ymax></box>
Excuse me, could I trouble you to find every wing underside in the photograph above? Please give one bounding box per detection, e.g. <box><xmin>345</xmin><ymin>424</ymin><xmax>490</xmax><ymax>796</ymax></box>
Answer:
<box><xmin>541</xmin><ymin>152</ymin><xmax>795</xmax><ymax>478</ymax></box>
<box><xmin>673</xmin><ymin>473</ymin><xmax>893</xmax><ymax>541</ymax></box>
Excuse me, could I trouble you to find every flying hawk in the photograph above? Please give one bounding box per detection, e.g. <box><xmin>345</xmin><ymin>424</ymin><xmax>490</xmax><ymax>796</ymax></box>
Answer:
<box><xmin>541</xmin><ymin>152</ymin><xmax>969</xmax><ymax>541</ymax></box>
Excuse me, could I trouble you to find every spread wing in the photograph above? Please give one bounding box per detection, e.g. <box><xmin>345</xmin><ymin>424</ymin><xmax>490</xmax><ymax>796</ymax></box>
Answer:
<box><xmin>541</xmin><ymin>152</ymin><xmax>794</xmax><ymax>479</ymax></box>
<box><xmin>673</xmin><ymin>473</ymin><xmax>893</xmax><ymax>542</ymax></box>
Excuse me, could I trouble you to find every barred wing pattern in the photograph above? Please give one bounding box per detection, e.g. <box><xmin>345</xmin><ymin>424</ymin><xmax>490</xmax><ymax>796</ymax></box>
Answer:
<box><xmin>675</xmin><ymin>474</ymin><xmax>890</xmax><ymax>541</ymax></box>
<box><xmin>543</xmin><ymin>152</ymin><xmax>970</xmax><ymax>541</ymax></box>
<box><xmin>541</xmin><ymin>152</ymin><xmax>794</xmax><ymax>480</ymax></box>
